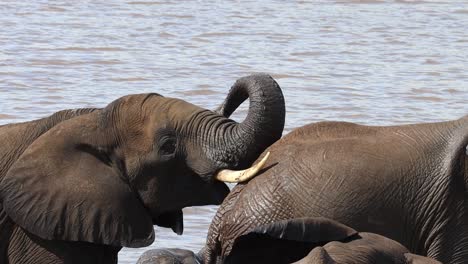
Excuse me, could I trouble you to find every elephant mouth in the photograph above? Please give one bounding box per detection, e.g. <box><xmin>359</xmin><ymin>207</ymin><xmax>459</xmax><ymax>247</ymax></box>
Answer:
<box><xmin>149</xmin><ymin>153</ymin><xmax>271</xmax><ymax>236</ymax></box>
<box><xmin>153</xmin><ymin>210</ymin><xmax>184</xmax><ymax>235</ymax></box>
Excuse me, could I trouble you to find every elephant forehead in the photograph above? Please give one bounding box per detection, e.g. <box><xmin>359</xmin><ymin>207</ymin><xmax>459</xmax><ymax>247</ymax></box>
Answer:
<box><xmin>163</xmin><ymin>97</ymin><xmax>204</xmax><ymax>117</ymax></box>
<box><xmin>136</xmin><ymin>97</ymin><xmax>209</xmax><ymax>133</ymax></box>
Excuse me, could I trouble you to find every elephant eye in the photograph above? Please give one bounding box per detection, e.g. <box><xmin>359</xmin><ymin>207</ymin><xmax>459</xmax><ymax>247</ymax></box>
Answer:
<box><xmin>160</xmin><ymin>138</ymin><xmax>177</xmax><ymax>156</ymax></box>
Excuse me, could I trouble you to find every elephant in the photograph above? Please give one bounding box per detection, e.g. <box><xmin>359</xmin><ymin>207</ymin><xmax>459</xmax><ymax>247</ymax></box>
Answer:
<box><xmin>199</xmin><ymin>115</ymin><xmax>468</xmax><ymax>264</ymax></box>
<box><xmin>137</xmin><ymin>218</ymin><xmax>441</xmax><ymax>264</ymax></box>
<box><xmin>0</xmin><ymin>73</ymin><xmax>285</xmax><ymax>264</ymax></box>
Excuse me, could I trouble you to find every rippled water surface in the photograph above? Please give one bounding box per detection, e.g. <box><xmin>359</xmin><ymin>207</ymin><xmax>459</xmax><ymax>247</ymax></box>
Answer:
<box><xmin>1</xmin><ymin>0</ymin><xmax>467</xmax><ymax>263</ymax></box>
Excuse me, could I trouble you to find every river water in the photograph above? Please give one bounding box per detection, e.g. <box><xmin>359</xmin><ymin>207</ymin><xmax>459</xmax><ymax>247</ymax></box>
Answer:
<box><xmin>0</xmin><ymin>0</ymin><xmax>467</xmax><ymax>263</ymax></box>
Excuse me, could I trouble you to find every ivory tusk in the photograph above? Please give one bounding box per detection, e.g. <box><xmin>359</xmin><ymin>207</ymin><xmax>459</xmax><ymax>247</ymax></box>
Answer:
<box><xmin>215</xmin><ymin>152</ymin><xmax>270</xmax><ymax>183</ymax></box>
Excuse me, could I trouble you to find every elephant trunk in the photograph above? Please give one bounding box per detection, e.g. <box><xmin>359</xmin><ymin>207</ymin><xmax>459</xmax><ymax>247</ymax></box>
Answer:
<box><xmin>208</xmin><ymin>74</ymin><xmax>285</xmax><ymax>171</ymax></box>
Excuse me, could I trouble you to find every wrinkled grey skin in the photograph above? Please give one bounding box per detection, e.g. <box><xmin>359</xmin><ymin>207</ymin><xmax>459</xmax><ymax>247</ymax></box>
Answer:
<box><xmin>139</xmin><ymin>218</ymin><xmax>440</xmax><ymax>264</ymax></box>
<box><xmin>201</xmin><ymin>117</ymin><xmax>468</xmax><ymax>264</ymax></box>
<box><xmin>0</xmin><ymin>74</ymin><xmax>285</xmax><ymax>264</ymax></box>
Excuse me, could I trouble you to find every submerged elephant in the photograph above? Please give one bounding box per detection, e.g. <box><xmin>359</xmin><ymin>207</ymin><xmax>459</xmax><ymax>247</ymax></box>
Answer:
<box><xmin>199</xmin><ymin>115</ymin><xmax>468</xmax><ymax>264</ymax></box>
<box><xmin>0</xmin><ymin>74</ymin><xmax>285</xmax><ymax>263</ymax></box>
<box><xmin>137</xmin><ymin>218</ymin><xmax>440</xmax><ymax>264</ymax></box>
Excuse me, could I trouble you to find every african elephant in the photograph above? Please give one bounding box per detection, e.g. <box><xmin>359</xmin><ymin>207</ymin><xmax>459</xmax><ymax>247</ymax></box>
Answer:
<box><xmin>200</xmin><ymin>115</ymin><xmax>468</xmax><ymax>264</ymax></box>
<box><xmin>0</xmin><ymin>74</ymin><xmax>285</xmax><ymax>264</ymax></box>
<box><xmin>137</xmin><ymin>218</ymin><xmax>440</xmax><ymax>264</ymax></box>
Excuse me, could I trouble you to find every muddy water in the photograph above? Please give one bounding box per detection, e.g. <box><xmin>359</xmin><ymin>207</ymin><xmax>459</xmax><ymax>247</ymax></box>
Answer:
<box><xmin>0</xmin><ymin>0</ymin><xmax>467</xmax><ymax>263</ymax></box>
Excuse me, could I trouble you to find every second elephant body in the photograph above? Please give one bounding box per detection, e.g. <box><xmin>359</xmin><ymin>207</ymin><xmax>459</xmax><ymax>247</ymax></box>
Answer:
<box><xmin>202</xmin><ymin>118</ymin><xmax>468</xmax><ymax>264</ymax></box>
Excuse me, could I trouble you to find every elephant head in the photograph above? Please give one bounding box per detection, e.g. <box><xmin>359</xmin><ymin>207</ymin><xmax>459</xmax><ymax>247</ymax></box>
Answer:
<box><xmin>0</xmin><ymin>74</ymin><xmax>285</xmax><ymax>248</ymax></box>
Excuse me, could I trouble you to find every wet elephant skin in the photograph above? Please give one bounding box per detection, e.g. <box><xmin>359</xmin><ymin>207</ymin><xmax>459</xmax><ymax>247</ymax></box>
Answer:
<box><xmin>203</xmin><ymin>116</ymin><xmax>468</xmax><ymax>264</ymax></box>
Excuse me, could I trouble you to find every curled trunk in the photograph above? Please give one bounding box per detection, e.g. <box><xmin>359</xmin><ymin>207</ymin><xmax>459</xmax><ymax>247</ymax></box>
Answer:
<box><xmin>208</xmin><ymin>73</ymin><xmax>285</xmax><ymax>170</ymax></box>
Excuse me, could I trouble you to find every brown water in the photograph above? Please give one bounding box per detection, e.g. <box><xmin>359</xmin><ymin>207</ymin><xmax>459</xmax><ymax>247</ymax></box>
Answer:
<box><xmin>0</xmin><ymin>0</ymin><xmax>467</xmax><ymax>263</ymax></box>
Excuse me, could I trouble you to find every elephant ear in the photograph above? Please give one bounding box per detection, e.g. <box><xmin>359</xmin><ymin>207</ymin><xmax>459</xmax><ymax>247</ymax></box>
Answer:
<box><xmin>224</xmin><ymin>217</ymin><xmax>357</xmax><ymax>264</ymax></box>
<box><xmin>0</xmin><ymin>112</ymin><xmax>154</xmax><ymax>248</ymax></box>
